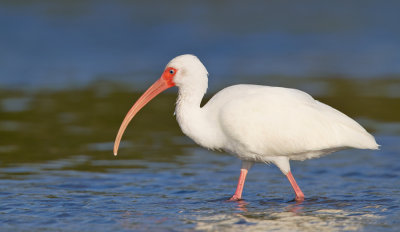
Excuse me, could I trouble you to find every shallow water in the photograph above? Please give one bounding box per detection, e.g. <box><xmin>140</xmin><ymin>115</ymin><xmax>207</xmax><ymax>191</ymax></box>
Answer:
<box><xmin>1</xmin><ymin>1</ymin><xmax>400</xmax><ymax>231</ymax></box>
<box><xmin>1</xmin><ymin>81</ymin><xmax>400</xmax><ymax>231</ymax></box>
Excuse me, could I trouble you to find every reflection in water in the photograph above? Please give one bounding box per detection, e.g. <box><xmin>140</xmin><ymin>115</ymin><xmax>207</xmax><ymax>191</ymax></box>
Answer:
<box><xmin>230</xmin><ymin>199</ymin><xmax>304</xmax><ymax>214</ymax></box>
<box><xmin>196</xmin><ymin>201</ymin><xmax>381</xmax><ymax>232</ymax></box>
<box><xmin>233</xmin><ymin>200</ymin><xmax>250</xmax><ymax>212</ymax></box>
<box><xmin>0</xmin><ymin>82</ymin><xmax>399</xmax><ymax>231</ymax></box>
<box><xmin>285</xmin><ymin>201</ymin><xmax>304</xmax><ymax>214</ymax></box>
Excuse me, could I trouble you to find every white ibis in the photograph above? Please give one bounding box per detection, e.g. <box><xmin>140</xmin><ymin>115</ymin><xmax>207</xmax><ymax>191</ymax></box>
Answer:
<box><xmin>113</xmin><ymin>54</ymin><xmax>379</xmax><ymax>201</ymax></box>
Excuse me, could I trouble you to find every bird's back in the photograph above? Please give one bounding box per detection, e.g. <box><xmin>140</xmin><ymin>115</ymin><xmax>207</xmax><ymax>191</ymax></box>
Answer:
<box><xmin>204</xmin><ymin>84</ymin><xmax>378</xmax><ymax>161</ymax></box>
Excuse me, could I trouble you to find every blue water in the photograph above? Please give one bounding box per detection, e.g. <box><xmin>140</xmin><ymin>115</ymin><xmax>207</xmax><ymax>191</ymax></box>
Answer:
<box><xmin>1</xmin><ymin>1</ymin><xmax>400</xmax><ymax>231</ymax></box>
<box><xmin>1</xmin><ymin>134</ymin><xmax>399</xmax><ymax>231</ymax></box>
<box><xmin>1</xmin><ymin>1</ymin><xmax>400</xmax><ymax>90</ymax></box>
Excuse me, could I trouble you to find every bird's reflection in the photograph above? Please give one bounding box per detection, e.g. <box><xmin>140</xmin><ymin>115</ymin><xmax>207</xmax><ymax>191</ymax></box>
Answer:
<box><xmin>285</xmin><ymin>200</ymin><xmax>304</xmax><ymax>214</ymax></box>
<box><xmin>234</xmin><ymin>199</ymin><xmax>249</xmax><ymax>212</ymax></box>
<box><xmin>232</xmin><ymin>198</ymin><xmax>304</xmax><ymax>214</ymax></box>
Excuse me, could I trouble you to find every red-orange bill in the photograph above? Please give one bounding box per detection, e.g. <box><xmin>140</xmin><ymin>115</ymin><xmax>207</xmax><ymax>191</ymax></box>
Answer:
<box><xmin>113</xmin><ymin>77</ymin><xmax>171</xmax><ymax>156</ymax></box>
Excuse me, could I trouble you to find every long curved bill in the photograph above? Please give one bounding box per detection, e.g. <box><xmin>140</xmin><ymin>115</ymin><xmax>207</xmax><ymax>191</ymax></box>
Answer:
<box><xmin>113</xmin><ymin>77</ymin><xmax>172</xmax><ymax>156</ymax></box>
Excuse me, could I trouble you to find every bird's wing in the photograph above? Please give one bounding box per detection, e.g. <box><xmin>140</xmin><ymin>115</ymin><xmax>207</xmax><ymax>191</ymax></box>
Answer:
<box><xmin>210</xmin><ymin>85</ymin><xmax>378</xmax><ymax>159</ymax></box>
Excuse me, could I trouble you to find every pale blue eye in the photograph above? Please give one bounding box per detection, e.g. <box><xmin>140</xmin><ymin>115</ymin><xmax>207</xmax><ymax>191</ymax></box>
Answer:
<box><xmin>169</xmin><ymin>69</ymin><xmax>174</xmax><ymax>74</ymax></box>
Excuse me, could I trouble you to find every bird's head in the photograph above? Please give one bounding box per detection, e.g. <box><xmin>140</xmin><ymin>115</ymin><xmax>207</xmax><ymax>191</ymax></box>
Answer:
<box><xmin>165</xmin><ymin>54</ymin><xmax>208</xmax><ymax>88</ymax></box>
<box><xmin>113</xmin><ymin>54</ymin><xmax>208</xmax><ymax>155</ymax></box>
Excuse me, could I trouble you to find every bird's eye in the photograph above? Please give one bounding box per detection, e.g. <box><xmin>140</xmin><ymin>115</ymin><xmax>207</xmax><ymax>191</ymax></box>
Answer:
<box><xmin>169</xmin><ymin>69</ymin><xmax>174</xmax><ymax>74</ymax></box>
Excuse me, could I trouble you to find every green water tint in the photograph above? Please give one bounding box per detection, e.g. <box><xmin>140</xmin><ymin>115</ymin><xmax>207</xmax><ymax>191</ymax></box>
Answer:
<box><xmin>1</xmin><ymin>77</ymin><xmax>399</xmax><ymax>167</ymax></box>
<box><xmin>1</xmin><ymin>78</ymin><xmax>399</xmax><ymax>231</ymax></box>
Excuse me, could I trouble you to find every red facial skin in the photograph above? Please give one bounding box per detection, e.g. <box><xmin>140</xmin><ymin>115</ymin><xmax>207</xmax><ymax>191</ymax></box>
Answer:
<box><xmin>162</xmin><ymin>67</ymin><xmax>177</xmax><ymax>87</ymax></box>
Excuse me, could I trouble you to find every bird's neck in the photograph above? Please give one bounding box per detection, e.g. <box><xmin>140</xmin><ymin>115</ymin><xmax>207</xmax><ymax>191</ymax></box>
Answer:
<box><xmin>175</xmin><ymin>84</ymin><xmax>207</xmax><ymax>136</ymax></box>
<box><xmin>175</xmin><ymin>79</ymin><xmax>221</xmax><ymax>149</ymax></box>
<box><xmin>175</xmin><ymin>73</ymin><xmax>208</xmax><ymax>116</ymax></box>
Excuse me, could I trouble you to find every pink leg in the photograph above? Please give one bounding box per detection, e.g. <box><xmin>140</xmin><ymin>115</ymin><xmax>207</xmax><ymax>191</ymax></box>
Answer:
<box><xmin>229</xmin><ymin>169</ymin><xmax>248</xmax><ymax>201</ymax></box>
<box><xmin>286</xmin><ymin>171</ymin><xmax>305</xmax><ymax>201</ymax></box>
<box><xmin>229</xmin><ymin>161</ymin><xmax>253</xmax><ymax>201</ymax></box>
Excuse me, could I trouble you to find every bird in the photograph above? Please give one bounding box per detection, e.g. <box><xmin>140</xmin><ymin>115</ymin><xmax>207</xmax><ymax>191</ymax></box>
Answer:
<box><xmin>113</xmin><ymin>54</ymin><xmax>379</xmax><ymax>201</ymax></box>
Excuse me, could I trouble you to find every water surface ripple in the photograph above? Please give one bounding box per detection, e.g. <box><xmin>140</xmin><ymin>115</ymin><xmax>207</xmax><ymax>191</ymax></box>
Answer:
<box><xmin>1</xmin><ymin>83</ymin><xmax>399</xmax><ymax>231</ymax></box>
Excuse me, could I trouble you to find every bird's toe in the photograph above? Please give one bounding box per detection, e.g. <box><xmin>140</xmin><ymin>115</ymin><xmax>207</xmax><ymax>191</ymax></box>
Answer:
<box><xmin>228</xmin><ymin>195</ymin><xmax>242</xmax><ymax>201</ymax></box>
<box><xmin>295</xmin><ymin>195</ymin><xmax>305</xmax><ymax>202</ymax></box>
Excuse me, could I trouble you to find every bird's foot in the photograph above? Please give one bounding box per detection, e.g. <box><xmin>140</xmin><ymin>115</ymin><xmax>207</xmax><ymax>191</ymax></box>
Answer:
<box><xmin>228</xmin><ymin>195</ymin><xmax>242</xmax><ymax>201</ymax></box>
<box><xmin>295</xmin><ymin>194</ymin><xmax>305</xmax><ymax>202</ymax></box>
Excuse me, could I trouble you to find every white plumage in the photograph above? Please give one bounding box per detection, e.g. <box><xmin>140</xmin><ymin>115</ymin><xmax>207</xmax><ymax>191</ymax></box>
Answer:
<box><xmin>205</xmin><ymin>85</ymin><xmax>377</xmax><ymax>168</ymax></box>
<box><xmin>114</xmin><ymin>54</ymin><xmax>379</xmax><ymax>201</ymax></box>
